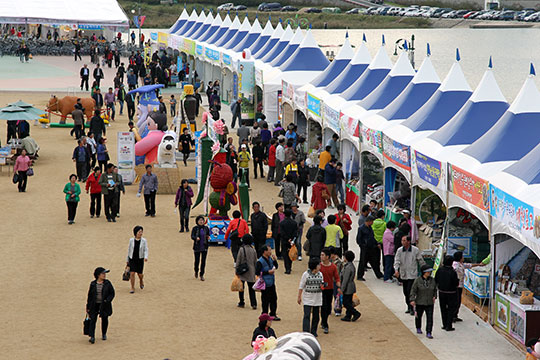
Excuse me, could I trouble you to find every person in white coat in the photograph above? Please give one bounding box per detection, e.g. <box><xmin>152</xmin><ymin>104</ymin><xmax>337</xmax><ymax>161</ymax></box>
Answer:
<box><xmin>127</xmin><ymin>225</ymin><xmax>149</xmax><ymax>293</ymax></box>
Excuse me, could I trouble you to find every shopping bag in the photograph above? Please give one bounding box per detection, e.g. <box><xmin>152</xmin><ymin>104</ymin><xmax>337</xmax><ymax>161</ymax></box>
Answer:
<box><xmin>253</xmin><ymin>273</ymin><xmax>266</xmax><ymax>292</ymax></box>
<box><xmin>334</xmin><ymin>294</ymin><xmax>343</xmax><ymax>313</ymax></box>
<box><xmin>83</xmin><ymin>315</ymin><xmax>91</xmax><ymax>335</ymax></box>
<box><xmin>289</xmin><ymin>244</ymin><xmax>298</xmax><ymax>261</ymax></box>
<box><xmin>352</xmin><ymin>293</ymin><xmax>361</xmax><ymax>307</ymax></box>
<box><xmin>27</xmin><ymin>168</ymin><xmax>34</xmax><ymax>176</ymax></box>
<box><xmin>12</xmin><ymin>173</ymin><xmax>19</xmax><ymax>184</ymax></box>
<box><xmin>231</xmin><ymin>275</ymin><xmax>244</xmax><ymax>292</ymax></box>
<box><xmin>307</xmin><ymin>206</ymin><xmax>316</xmax><ymax>218</ymax></box>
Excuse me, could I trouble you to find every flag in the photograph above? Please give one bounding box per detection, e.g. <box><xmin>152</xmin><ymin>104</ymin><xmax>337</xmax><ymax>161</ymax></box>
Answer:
<box><xmin>133</xmin><ymin>16</ymin><xmax>139</xmax><ymax>28</ymax></box>
<box><xmin>139</xmin><ymin>16</ymin><xmax>146</xmax><ymax>27</ymax></box>
<box><xmin>133</xmin><ymin>15</ymin><xmax>146</xmax><ymax>28</ymax></box>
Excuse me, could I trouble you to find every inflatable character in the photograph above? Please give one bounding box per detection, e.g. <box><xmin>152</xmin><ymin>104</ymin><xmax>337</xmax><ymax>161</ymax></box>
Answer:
<box><xmin>157</xmin><ymin>130</ymin><xmax>177</xmax><ymax>167</ymax></box>
<box><xmin>127</xmin><ymin>84</ymin><xmax>164</xmax><ymax>138</ymax></box>
<box><xmin>208</xmin><ymin>161</ymin><xmax>238</xmax><ymax>219</ymax></box>
<box><xmin>47</xmin><ymin>96</ymin><xmax>95</xmax><ymax>124</ymax></box>
<box><xmin>181</xmin><ymin>84</ymin><xmax>198</xmax><ymax>132</ymax></box>
<box><xmin>134</xmin><ymin>111</ymin><xmax>167</xmax><ymax>164</ymax></box>
<box><xmin>242</xmin><ymin>332</ymin><xmax>321</xmax><ymax>360</ymax></box>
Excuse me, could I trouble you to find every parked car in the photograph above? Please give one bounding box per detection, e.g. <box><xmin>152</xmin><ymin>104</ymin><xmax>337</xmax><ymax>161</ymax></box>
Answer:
<box><xmin>233</xmin><ymin>4</ymin><xmax>247</xmax><ymax>10</ymax></box>
<box><xmin>217</xmin><ymin>2</ymin><xmax>235</xmax><ymax>11</ymax></box>
<box><xmin>524</xmin><ymin>11</ymin><xmax>540</xmax><ymax>21</ymax></box>
<box><xmin>281</xmin><ymin>5</ymin><xmax>298</xmax><ymax>12</ymax></box>
<box><xmin>346</xmin><ymin>8</ymin><xmax>363</xmax><ymax>14</ymax></box>
<box><xmin>322</xmin><ymin>7</ymin><xmax>341</xmax><ymax>13</ymax></box>
<box><xmin>431</xmin><ymin>8</ymin><xmax>452</xmax><ymax>17</ymax></box>
<box><xmin>305</xmin><ymin>7</ymin><xmax>322</xmax><ymax>13</ymax></box>
<box><xmin>365</xmin><ymin>7</ymin><xmax>379</xmax><ymax>15</ymax></box>
<box><xmin>261</xmin><ymin>2</ymin><xmax>282</xmax><ymax>11</ymax></box>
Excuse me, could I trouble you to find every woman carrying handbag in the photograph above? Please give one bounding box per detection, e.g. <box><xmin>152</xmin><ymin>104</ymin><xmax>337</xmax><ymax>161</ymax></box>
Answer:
<box><xmin>126</xmin><ymin>226</ymin><xmax>149</xmax><ymax>293</ymax></box>
<box><xmin>236</xmin><ymin>234</ymin><xmax>258</xmax><ymax>309</ymax></box>
<box><xmin>86</xmin><ymin>267</ymin><xmax>115</xmax><ymax>344</ymax></box>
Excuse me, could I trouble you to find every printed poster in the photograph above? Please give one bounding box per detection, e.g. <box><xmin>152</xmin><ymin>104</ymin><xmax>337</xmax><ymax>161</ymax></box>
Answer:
<box><xmin>307</xmin><ymin>93</ymin><xmax>321</xmax><ymax>118</ymax></box>
<box><xmin>360</xmin><ymin>124</ymin><xmax>382</xmax><ymax>154</ymax></box>
<box><xmin>489</xmin><ymin>184</ymin><xmax>535</xmax><ymax>238</ymax></box>
<box><xmin>238</xmin><ymin>61</ymin><xmax>254</xmax><ymax>96</ymax></box>
<box><xmin>510</xmin><ymin>304</ymin><xmax>526</xmax><ymax>344</ymax></box>
<box><xmin>382</xmin><ymin>134</ymin><xmax>410</xmax><ymax>171</ymax></box>
<box><xmin>117</xmin><ymin>132</ymin><xmax>135</xmax><ymax>184</ymax></box>
<box><xmin>412</xmin><ymin>150</ymin><xmax>446</xmax><ymax>190</ymax></box>
<box><xmin>322</xmin><ymin>103</ymin><xmax>340</xmax><ymax>134</ymax></box>
<box><xmin>449</xmin><ymin>164</ymin><xmax>489</xmax><ymax>211</ymax></box>
<box><xmin>447</xmin><ymin>236</ymin><xmax>472</xmax><ymax>257</ymax></box>
<box><xmin>496</xmin><ymin>293</ymin><xmax>510</xmax><ymax>331</ymax></box>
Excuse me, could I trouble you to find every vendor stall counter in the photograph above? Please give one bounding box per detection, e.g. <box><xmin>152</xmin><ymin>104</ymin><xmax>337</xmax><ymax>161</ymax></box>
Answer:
<box><xmin>495</xmin><ymin>291</ymin><xmax>540</xmax><ymax>345</ymax></box>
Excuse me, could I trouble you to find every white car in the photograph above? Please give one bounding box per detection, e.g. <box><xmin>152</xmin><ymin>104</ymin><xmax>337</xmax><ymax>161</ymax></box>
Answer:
<box><xmin>217</xmin><ymin>3</ymin><xmax>234</xmax><ymax>11</ymax></box>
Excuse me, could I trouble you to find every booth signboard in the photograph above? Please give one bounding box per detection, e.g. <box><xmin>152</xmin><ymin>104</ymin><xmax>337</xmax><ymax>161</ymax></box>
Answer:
<box><xmin>412</xmin><ymin>150</ymin><xmax>446</xmax><ymax>190</ymax></box>
<box><xmin>238</xmin><ymin>61</ymin><xmax>254</xmax><ymax>96</ymax></box>
<box><xmin>447</xmin><ymin>236</ymin><xmax>472</xmax><ymax>257</ymax></box>
<box><xmin>205</xmin><ymin>47</ymin><xmax>220</xmax><ymax>62</ymax></box>
<box><xmin>233</xmin><ymin>73</ymin><xmax>238</xmax><ymax>102</ymax></box>
<box><xmin>307</xmin><ymin>93</ymin><xmax>321</xmax><ymax>117</ymax></box>
<box><xmin>360</xmin><ymin>124</ymin><xmax>382</xmax><ymax>154</ymax></box>
<box><xmin>449</xmin><ymin>164</ymin><xmax>490</xmax><ymax>211</ymax></box>
<box><xmin>510</xmin><ymin>304</ymin><xmax>526</xmax><ymax>344</ymax></box>
<box><xmin>382</xmin><ymin>134</ymin><xmax>410</xmax><ymax>171</ymax></box>
<box><xmin>222</xmin><ymin>53</ymin><xmax>232</xmax><ymax>67</ymax></box>
<box><xmin>196</xmin><ymin>44</ymin><xmax>204</xmax><ymax>57</ymax></box>
<box><xmin>294</xmin><ymin>90</ymin><xmax>306</xmax><ymax>110</ymax></box>
<box><xmin>489</xmin><ymin>184</ymin><xmax>535</xmax><ymax>239</ymax></box>
<box><xmin>282</xmin><ymin>80</ymin><xmax>294</xmax><ymax>103</ymax></box>
<box><xmin>496</xmin><ymin>293</ymin><xmax>510</xmax><ymax>330</ymax></box>
<box><xmin>150</xmin><ymin>32</ymin><xmax>158</xmax><ymax>41</ymax></box>
<box><xmin>340</xmin><ymin>113</ymin><xmax>359</xmax><ymax>139</ymax></box>
<box><xmin>322</xmin><ymin>103</ymin><xmax>340</xmax><ymax>135</ymax></box>
<box><xmin>157</xmin><ymin>32</ymin><xmax>168</xmax><ymax>46</ymax></box>
<box><xmin>182</xmin><ymin>39</ymin><xmax>195</xmax><ymax>56</ymax></box>
<box><xmin>117</xmin><ymin>132</ymin><xmax>135</xmax><ymax>184</ymax></box>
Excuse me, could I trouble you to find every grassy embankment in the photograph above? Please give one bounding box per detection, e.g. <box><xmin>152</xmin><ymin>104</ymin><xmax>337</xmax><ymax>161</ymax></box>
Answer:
<box><xmin>119</xmin><ymin>0</ymin><xmax>432</xmax><ymax>29</ymax></box>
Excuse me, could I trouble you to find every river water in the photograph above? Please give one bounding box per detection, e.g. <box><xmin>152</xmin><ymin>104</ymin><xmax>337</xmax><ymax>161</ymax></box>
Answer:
<box><xmin>152</xmin><ymin>27</ymin><xmax>540</xmax><ymax>101</ymax></box>
<box><xmin>313</xmin><ymin>28</ymin><xmax>540</xmax><ymax>102</ymax></box>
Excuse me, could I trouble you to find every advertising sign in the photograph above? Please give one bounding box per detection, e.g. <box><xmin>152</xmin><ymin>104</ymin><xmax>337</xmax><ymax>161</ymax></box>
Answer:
<box><xmin>449</xmin><ymin>164</ymin><xmax>490</xmax><ymax>211</ymax></box>
<box><xmin>222</xmin><ymin>53</ymin><xmax>232</xmax><ymax>67</ymax></box>
<box><xmin>277</xmin><ymin>90</ymin><xmax>282</xmax><ymax>121</ymax></box>
<box><xmin>157</xmin><ymin>32</ymin><xmax>168</xmax><ymax>45</ymax></box>
<box><xmin>196</xmin><ymin>44</ymin><xmax>204</xmax><ymax>57</ymax></box>
<box><xmin>382</xmin><ymin>134</ymin><xmax>410</xmax><ymax>171</ymax></box>
<box><xmin>238</xmin><ymin>61</ymin><xmax>254</xmax><ymax>96</ymax></box>
<box><xmin>340</xmin><ymin>113</ymin><xmax>360</xmax><ymax>139</ymax></box>
<box><xmin>412</xmin><ymin>150</ymin><xmax>446</xmax><ymax>190</ymax></box>
<box><xmin>282</xmin><ymin>80</ymin><xmax>294</xmax><ymax>102</ymax></box>
<box><xmin>182</xmin><ymin>38</ymin><xmax>195</xmax><ymax>56</ymax></box>
<box><xmin>496</xmin><ymin>293</ymin><xmax>510</xmax><ymax>331</ymax></box>
<box><xmin>322</xmin><ymin>103</ymin><xmax>340</xmax><ymax>134</ymax></box>
<box><xmin>360</xmin><ymin>124</ymin><xmax>382</xmax><ymax>154</ymax></box>
<box><xmin>205</xmin><ymin>47</ymin><xmax>220</xmax><ymax>62</ymax></box>
<box><xmin>208</xmin><ymin>219</ymin><xmax>230</xmax><ymax>243</ymax></box>
<box><xmin>233</xmin><ymin>73</ymin><xmax>238</xmax><ymax>102</ymax></box>
<box><xmin>294</xmin><ymin>90</ymin><xmax>306</xmax><ymax>110</ymax></box>
<box><xmin>510</xmin><ymin>304</ymin><xmax>526</xmax><ymax>344</ymax></box>
<box><xmin>307</xmin><ymin>93</ymin><xmax>321</xmax><ymax>118</ymax></box>
<box><xmin>117</xmin><ymin>132</ymin><xmax>135</xmax><ymax>184</ymax></box>
<box><xmin>490</xmin><ymin>184</ymin><xmax>535</xmax><ymax>237</ymax></box>
<box><xmin>447</xmin><ymin>236</ymin><xmax>472</xmax><ymax>257</ymax></box>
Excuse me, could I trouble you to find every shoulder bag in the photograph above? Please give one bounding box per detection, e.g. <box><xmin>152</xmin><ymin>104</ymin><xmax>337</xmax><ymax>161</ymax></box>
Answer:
<box><xmin>235</xmin><ymin>246</ymin><xmax>249</xmax><ymax>275</ymax></box>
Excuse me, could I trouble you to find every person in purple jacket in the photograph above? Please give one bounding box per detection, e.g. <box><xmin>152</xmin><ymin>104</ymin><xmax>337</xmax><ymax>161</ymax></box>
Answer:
<box><xmin>175</xmin><ymin>179</ymin><xmax>194</xmax><ymax>232</ymax></box>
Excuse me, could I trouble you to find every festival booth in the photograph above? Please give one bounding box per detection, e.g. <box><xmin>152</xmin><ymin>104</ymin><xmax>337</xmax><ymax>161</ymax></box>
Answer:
<box><xmin>232</xmin><ymin>17</ymin><xmax>263</xmax><ymax>53</ymax></box>
<box><xmin>190</xmin><ymin>11</ymin><xmax>213</xmax><ymax>40</ymax></box>
<box><xmin>168</xmin><ymin>8</ymin><xmax>189</xmax><ymax>34</ymax></box>
<box><xmin>183</xmin><ymin>10</ymin><xmax>206</xmax><ymax>39</ymax></box>
<box><xmin>174</xmin><ymin>9</ymin><xmax>198</xmax><ymax>36</ymax></box>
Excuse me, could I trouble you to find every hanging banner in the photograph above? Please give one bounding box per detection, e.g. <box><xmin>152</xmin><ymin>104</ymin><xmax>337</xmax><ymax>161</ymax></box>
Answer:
<box><xmin>277</xmin><ymin>90</ymin><xmax>282</xmax><ymax>121</ymax></box>
<box><xmin>157</xmin><ymin>32</ymin><xmax>168</xmax><ymax>45</ymax></box>
<box><xmin>205</xmin><ymin>47</ymin><xmax>220</xmax><ymax>62</ymax></box>
<box><xmin>412</xmin><ymin>150</ymin><xmax>446</xmax><ymax>190</ymax></box>
<box><xmin>282</xmin><ymin>80</ymin><xmax>294</xmax><ymax>103</ymax></box>
<box><xmin>233</xmin><ymin>73</ymin><xmax>238</xmax><ymax>102</ymax></box>
<box><xmin>307</xmin><ymin>93</ymin><xmax>321</xmax><ymax>118</ymax></box>
<box><xmin>449</xmin><ymin>164</ymin><xmax>489</xmax><ymax>211</ymax></box>
<box><xmin>117</xmin><ymin>132</ymin><xmax>135</xmax><ymax>184</ymax></box>
<box><xmin>182</xmin><ymin>39</ymin><xmax>195</xmax><ymax>56</ymax></box>
<box><xmin>196</xmin><ymin>44</ymin><xmax>204</xmax><ymax>57</ymax></box>
<box><xmin>222</xmin><ymin>53</ymin><xmax>232</xmax><ymax>67</ymax></box>
<box><xmin>489</xmin><ymin>184</ymin><xmax>535</xmax><ymax>237</ymax></box>
<box><xmin>382</xmin><ymin>134</ymin><xmax>410</xmax><ymax>171</ymax></box>
<box><xmin>255</xmin><ymin>68</ymin><xmax>263</xmax><ymax>87</ymax></box>
<box><xmin>238</xmin><ymin>61</ymin><xmax>254</xmax><ymax>97</ymax></box>
<box><xmin>294</xmin><ymin>90</ymin><xmax>306</xmax><ymax>110</ymax></box>
<box><xmin>322</xmin><ymin>103</ymin><xmax>340</xmax><ymax>134</ymax></box>
<box><xmin>360</xmin><ymin>124</ymin><xmax>382</xmax><ymax>154</ymax></box>
<box><xmin>340</xmin><ymin>113</ymin><xmax>360</xmax><ymax>145</ymax></box>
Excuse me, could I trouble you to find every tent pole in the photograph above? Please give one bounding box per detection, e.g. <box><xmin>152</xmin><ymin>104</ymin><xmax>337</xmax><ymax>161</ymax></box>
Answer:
<box><xmin>357</xmin><ymin>142</ymin><xmax>363</xmax><ymax>216</ymax></box>
<box><xmin>489</xmin><ymin>215</ymin><xmax>495</xmax><ymax>326</ymax></box>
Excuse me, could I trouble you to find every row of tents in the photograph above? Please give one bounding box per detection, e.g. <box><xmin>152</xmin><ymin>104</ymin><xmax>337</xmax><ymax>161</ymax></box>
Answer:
<box><xmin>164</xmin><ymin>9</ymin><xmax>540</xmax><ymax>260</ymax></box>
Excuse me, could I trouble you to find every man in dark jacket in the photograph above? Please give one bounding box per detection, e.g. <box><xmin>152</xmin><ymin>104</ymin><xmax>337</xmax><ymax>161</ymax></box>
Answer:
<box><xmin>92</xmin><ymin>88</ymin><xmax>104</xmax><ymax>110</ymax></box>
<box><xmin>93</xmin><ymin>64</ymin><xmax>104</xmax><ymax>87</ymax></box>
<box><xmin>89</xmin><ymin>110</ymin><xmax>106</xmax><ymax>142</ymax></box>
<box><xmin>435</xmin><ymin>255</ymin><xmax>459</xmax><ymax>331</ymax></box>
<box><xmin>72</xmin><ymin>138</ymin><xmax>90</xmax><ymax>181</ymax></box>
<box><xmin>356</xmin><ymin>215</ymin><xmax>383</xmax><ymax>280</ymax></box>
<box><xmin>324</xmin><ymin>159</ymin><xmax>340</xmax><ymax>208</ymax></box>
<box><xmin>305</xmin><ymin>215</ymin><xmax>326</xmax><ymax>261</ymax></box>
<box><xmin>279</xmin><ymin>209</ymin><xmax>298</xmax><ymax>274</ymax></box>
<box><xmin>231</xmin><ymin>98</ymin><xmax>242</xmax><ymax>128</ymax></box>
<box><xmin>86</xmin><ymin>267</ymin><xmax>115</xmax><ymax>344</ymax></box>
<box><xmin>80</xmin><ymin>64</ymin><xmax>90</xmax><ymax>91</ymax></box>
<box><xmin>251</xmin><ymin>202</ymin><xmax>268</xmax><ymax>255</ymax></box>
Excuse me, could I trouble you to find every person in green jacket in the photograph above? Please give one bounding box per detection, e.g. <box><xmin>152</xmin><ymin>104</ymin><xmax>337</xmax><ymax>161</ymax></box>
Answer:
<box><xmin>410</xmin><ymin>264</ymin><xmax>437</xmax><ymax>339</ymax></box>
<box><xmin>64</xmin><ymin>173</ymin><xmax>81</xmax><ymax>224</ymax></box>
<box><xmin>372</xmin><ymin>209</ymin><xmax>387</xmax><ymax>244</ymax></box>
<box><xmin>238</xmin><ymin>144</ymin><xmax>251</xmax><ymax>188</ymax></box>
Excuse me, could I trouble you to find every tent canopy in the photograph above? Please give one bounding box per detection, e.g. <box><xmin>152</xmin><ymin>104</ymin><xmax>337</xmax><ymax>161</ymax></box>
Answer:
<box><xmin>270</xmin><ymin>27</ymin><xmax>303</xmax><ymax>67</ymax></box>
<box><xmin>233</xmin><ymin>17</ymin><xmax>262</xmax><ymax>52</ymax></box>
<box><xmin>324</xmin><ymin>38</ymin><xmax>371</xmax><ymax>95</ymax></box>
<box><xmin>168</xmin><ymin>8</ymin><xmax>189</xmax><ymax>33</ymax></box>
<box><xmin>0</xmin><ymin>0</ymin><xmax>129</xmax><ymax>26</ymax></box>
<box><xmin>309</xmin><ymin>33</ymin><xmax>354</xmax><ymax>88</ymax></box>
<box><xmin>261</xmin><ymin>24</ymin><xmax>293</xmax><ymax>63</ymax></box>
<box><xmin>249</xmin><ymin>19</ymin><xmax>273</xmax><ymax>55</ymax></box>
<box><xmin>279</xmin><ymin>30</ymin><xmax>329</xmax><ymax>72</ymax></box>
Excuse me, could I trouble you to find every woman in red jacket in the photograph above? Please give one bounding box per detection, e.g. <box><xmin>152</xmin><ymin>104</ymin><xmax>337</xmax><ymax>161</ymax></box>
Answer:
<box><xmin>266</xmin><ymin>139</ymin><xmax>277</xmax><ymax>183</ymax></box>
<box><xmin>225</xmin><ymin>210</ymin><xmax>250</xmax><ymax>262</ymax></box>
<box><xmin>335</xmin><ymin>204</ymin><xmax>352</xmax><ymax>252</ymax></box>
<box><xmin>311</xmin><ymin>175</ymin><xmax>329</xmax><ymax>212</ymax></box>
<box><xmin>85</xmin><ymin>166</ymin><xmax>102</xmax><ymax>218</ymax></box>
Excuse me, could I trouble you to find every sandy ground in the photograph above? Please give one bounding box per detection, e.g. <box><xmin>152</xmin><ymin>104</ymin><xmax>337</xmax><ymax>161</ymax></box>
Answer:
<box><xmin>0</xmin><ymin>90</ymin><xmax>436</xmax><ymax>360</ymax></box>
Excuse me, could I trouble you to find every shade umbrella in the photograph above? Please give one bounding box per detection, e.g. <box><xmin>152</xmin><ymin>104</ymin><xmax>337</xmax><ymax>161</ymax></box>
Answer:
<box><xmin>8</xmin><ymin>100</ymin><xmax>46</xmax><ymax>117</ymax></box>
<box><xmin>0</xmin><ymin>106</ymin><xmax>38</xmax><ymax>121</ymax></box>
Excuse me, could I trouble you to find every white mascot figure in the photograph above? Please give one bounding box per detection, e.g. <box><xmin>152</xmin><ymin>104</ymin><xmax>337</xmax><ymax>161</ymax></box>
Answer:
<box><xmin>157</xmin><ymin>130</ymin><xmax>177</xmax><ymax>167</ymax></box>
<box><xmin>243</xmin><ymin>332</ymin><xmax>321</xmax><ymax>360</ymax></box>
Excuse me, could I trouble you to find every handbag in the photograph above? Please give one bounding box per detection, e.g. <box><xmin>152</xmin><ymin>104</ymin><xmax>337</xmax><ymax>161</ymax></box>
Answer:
<box><xmin>27</xmin><ymin>167</ymin><xmax>34</xmax><ymax>176</ymax></box>
<box><xmin>334</xmin><ymin>294</ymin><xmax>343</xmax><ymax>313</ymax></box>
<box><xmin>352</xmin><ymin>293</ymin><xmax>361</xmax><ymax>307</ymax></box>
<box><xmin>83</xmin><ymin>315</ymin><xmax>91</xmax><ymax>335</ymax></box>
<box><xmin>12</xmin><ymin>173</ymin><xmax>19</xmax><ymax>184</ymax></box>
<box><xmin>303</xmin><ymin>239</ymin><xmax>310</xmax><ymax>253</ymax></box>
<box><xmin>231</xmin><ymin>275</ymin><xmax>244</xmax><ymax>292</ymax></box>
<box><xmin>122</xmin><ymin>266</ymin><xmax>130</xmax><ymax>281</ymax></box>
<box><xmin>289</xmin><ymin>244</ymin><xmax>298</xmax><ymax>261</ymax></box>
<box><xmin>253</xmin><ymin>272</ymin><xmax>266</xmax><ymax>292</ymax></box>
<box><xmin>307</xmin><ymin>206</ymin><xmax>316</xmax><ymax>218</ymax></box>
<box><xmin>278</xmin><ymin>188</ymin><xmax>284</xmax><ymax>198</ymax></box>
<box><xmin>229</xmin><ymin>222</ymin><xmax>240</xmax><ymax>244</ymax></box>
<box><xmin>321</xmin><ymin>189</ymin><xmax>330</xmax><ymax>200</ymax></box>
<box><xmin>235</xmin><ymin>247</ymin><xmax>249</xmax><ymax>275</ymax></box>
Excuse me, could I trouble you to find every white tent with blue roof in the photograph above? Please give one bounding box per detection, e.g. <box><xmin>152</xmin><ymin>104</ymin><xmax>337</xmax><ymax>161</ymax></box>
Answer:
<box><xmin>410</xmin><ymin>58</ymin><xmax>509</xmax><ymax>204</ymax></box>
<box><xmin>260</xmin><ymin>24</ymin><xmax>293</xmax><ymax>64</ymax></box>
<box><xmin>223</xmin><ymin>14</ymin><xmax>251</xmax><ymax>50</ymax></box>
<box><xmin>249</xmin><ymin>19</ymin><xmax>273</xmax><ymax>56</ymax></box>
<box><xmin>253</xmin><ymin>20</ymin><xmax>283</xmax><ymax>59</ymax></box>
<box><xmin>168</xmin><ymin>8</ymin><xmax>189</xmax><ymax>34</ymax></box>
<box><xmin>191</xmin><ymin>10</ymin><xmax>214</xmax><ymax>40</ymax></box>
<box><xmin>382</xmin><ymin>49</ymin><xmax>472</xmax><ymax>180</ymax></box>
<box><xmin>214</xmin><ymin>14</ymin><xmax>240</xmax><ymax>47</ymax></box>
<box><xmin>184</xmin><ymin>9</ymin><xmax>206</xmax><ymax>38</ymax></box>
<box><xmin>174</xmin><ymin>8</ymin><xmax>197</xmax><ymax>36</ymax></box>
<box><xmin>198</xmin><ymin>12</ymin><xmax>222</xmax><ymax>42</ymax></box>
<box><xmin>233</xmin><ymin>17</ymin><xmax>263</xmax><ymax>52</ymax></box>
<box><xmin>270</xmin><ymin>27</ymin><xmax>304</xmax><ymax>67</ymax></box>
<box><xmin>203</xmin><ymin>13</ymin><xmax>231</xmax><ymax>45</ymax></box>
<box><xmin>340</xmin><ymin>43</ymin><xmax>415</xmax><ymax>129</ymax></box>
